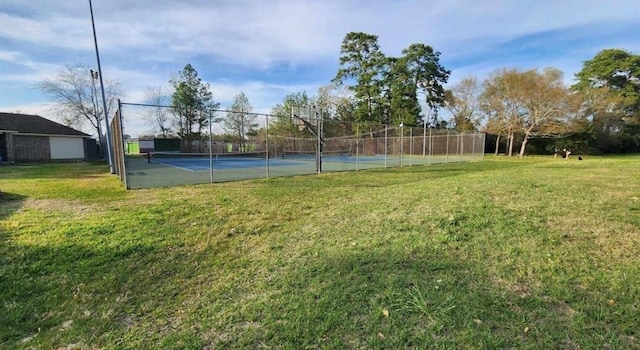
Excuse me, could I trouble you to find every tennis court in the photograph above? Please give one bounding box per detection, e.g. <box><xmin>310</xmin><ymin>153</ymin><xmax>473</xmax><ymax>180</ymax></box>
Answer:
<box><xmin>147</xmin><ymin>152</ymin><xmax>309</xmax><ymax>171</ymax></box>
<box><xmin>114</xmin><ymin>103</ymin><xmax>486</xmax><ymax>189</ymax></box>
<box><xmin>125</xmin><ymin>150</ymin><xmax>472</xmax><ymax>189</ymax></box>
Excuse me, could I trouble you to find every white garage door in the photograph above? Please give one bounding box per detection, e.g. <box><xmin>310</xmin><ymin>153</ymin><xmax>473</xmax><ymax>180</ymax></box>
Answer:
<box><xmin>49</xmin><ymin>136</ymin><xmax>85</xmax><ymax>160</ymax></box>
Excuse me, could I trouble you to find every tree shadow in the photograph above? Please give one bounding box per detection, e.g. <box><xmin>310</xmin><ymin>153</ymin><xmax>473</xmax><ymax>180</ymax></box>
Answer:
<box><xmin>222</xmin><ymin>244</ymin><xmax>627</xmax><ymax>349</ymax></box>
<box><xmin>0</xmin><ymin>162</ymin><xmax>110</xmax><ymax>180</ymax></box>
<box><xmin>0</xmin><ymin>229</ymin><xmax>178</xmax><ymax>347</ymax></box>
<box><xmin>235</xmin><ymin>247</ymin><xmax>498</xmax><ymax>348</ymax></box>
<box><xmin>0</xmin><ymin>191</ymin><xmax>25</xmax><ymax>221</ymax></box>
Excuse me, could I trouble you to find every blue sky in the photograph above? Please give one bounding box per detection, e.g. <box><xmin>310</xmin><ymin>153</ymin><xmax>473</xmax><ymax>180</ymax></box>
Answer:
<box><xmin>0</xmin><ymin>0</ymin><xmax>639</xmax><ymax>137</ymax></box>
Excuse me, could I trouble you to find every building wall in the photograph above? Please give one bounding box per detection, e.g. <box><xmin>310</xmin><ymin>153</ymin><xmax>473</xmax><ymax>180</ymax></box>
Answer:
<box><xmin>49</xmin><ymin>136</ymin><xmax>85</xmax><ymax>159</ymax></box>
<box><xmin>13</xmin><ymin>135</ymin><xmax>50</xmax><ymax>161</ymax></box>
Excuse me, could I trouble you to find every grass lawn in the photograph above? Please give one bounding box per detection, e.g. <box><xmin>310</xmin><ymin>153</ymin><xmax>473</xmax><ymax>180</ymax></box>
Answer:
<box><xmin>1</xmin><ymin>156</ymin><xmax>639</xmax><ymax>349</ymax></box>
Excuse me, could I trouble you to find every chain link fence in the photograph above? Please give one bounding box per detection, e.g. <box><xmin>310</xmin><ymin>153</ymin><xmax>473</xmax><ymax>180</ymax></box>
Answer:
<box><xmin>116</xmin><ymin>102</ymin><xmax>485</xmax><ymax>189</ymax></box>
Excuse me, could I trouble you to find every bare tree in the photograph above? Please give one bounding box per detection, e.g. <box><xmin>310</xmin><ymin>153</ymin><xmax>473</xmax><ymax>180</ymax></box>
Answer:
<box><xmin>480</xmin><ymin>68</ymin><xmax>575</xmax><ymax>157</ymax></box>
<box><xmin>517</xmin><ymin>68</ymin><xmax>573</xmax><ymax>157</ymax></box>
<box><xmin>445</xmin><ymin>76</ymin><xmax>482</xmax><ymax>132</ymax></box>
<box><xmin>315</xmin><ymin>83</ymin><xmax>355</xmax><ymax>120</ymax></box>
<box><xmin>480</xmin><ymin>69</ymin><xmax>525</xmax><ymax>156</ymax></box>
<box><xmin>224</xmin><ymin>92</ymin><xmax>255</xmax><ymax>152</ymax></box>
<box><xmin>143</xmin><ymin>86</ymin><xmax>172</xmax><ymax>137</ymax></box>
<box><xmin>38</xmin><ymin>64</ymin><xmax>122</xmax><ymax>150</ymax></box>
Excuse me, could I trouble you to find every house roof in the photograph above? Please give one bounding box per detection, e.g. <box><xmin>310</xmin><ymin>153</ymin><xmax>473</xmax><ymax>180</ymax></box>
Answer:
<box><xmin>0</xmin><ymin>112</ymin><xmax>90</xmax><ymax>137</ymax></box>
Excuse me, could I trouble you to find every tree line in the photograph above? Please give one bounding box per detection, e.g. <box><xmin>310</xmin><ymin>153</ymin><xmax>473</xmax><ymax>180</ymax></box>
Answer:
<box><xmin>39</xmin><ymin>32</ymin><xmax>640</xmax><ymax>155</ymax></box>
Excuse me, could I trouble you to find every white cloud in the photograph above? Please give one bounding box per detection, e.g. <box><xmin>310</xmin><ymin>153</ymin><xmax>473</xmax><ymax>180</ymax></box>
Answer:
<box><xmin>2</xmin><ymin>0</ymin><xmax>639</xmax><ymax>137</ymax></box>
<box><xmin>0</xmin><ymin>50</ymin><xmax>23</xmax><ymax>62</ymax></box>
<box><xmin>2</xmin><ymin>0</ymin><xmax>638</xmax><ymax>67</ymax></box>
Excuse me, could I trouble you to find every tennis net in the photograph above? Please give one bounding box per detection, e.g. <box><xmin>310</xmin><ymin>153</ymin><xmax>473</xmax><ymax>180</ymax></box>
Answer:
<box><xmin>148</xmin><ymin>151</ymin><xmax>267</xmax><ymax>163</ymax></box>
<box><xmin>281</xmin><ymin>150</ymin><xmax>351</xmax><ymax>160</ymax></box>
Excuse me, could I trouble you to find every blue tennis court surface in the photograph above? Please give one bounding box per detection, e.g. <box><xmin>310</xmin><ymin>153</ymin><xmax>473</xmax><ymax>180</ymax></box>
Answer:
<box><xmin>151</xmin><ymin>157</ymin><xmax>307</xmax><ymax>171</ymax></box>
<box><xmin>151</xmin><ymin>154</ymin><xmax>390</xmax><ymax>171</ymax></box>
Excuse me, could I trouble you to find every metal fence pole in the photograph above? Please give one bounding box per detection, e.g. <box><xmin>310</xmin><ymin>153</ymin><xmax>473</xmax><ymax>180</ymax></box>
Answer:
<box><xmin>209</xmin><ymin>112</ymin><xmax>213</xmax><ymax>183</ymax></box>
<box><xmin>446</xmin><ymin>130</ymin><xmax>450</xmax><ymax>163</ymax></box>
<box><xmin>472</xmin><ymin>133</ymin><xmax>476</xmax><ymax>161</ymax></box>
<box><xmin>384</xmin><ymin>125</ymin><xmax>388</xmax><ymax>168</ymax></box>
<box><xmin>318</xmin><ymin>117</ymin><xmax>323</xmax><ymax>173</ymax></box>
<box><xmin>356</xmin><ymin>124</ymin><xmax>359</xmax><ymax>171</ymax></box>
<box><xmin>409</xmin><ymin>128</ymin><xmax>413</xmax><ymax>167</ymax></box>
<box><xmin>118</xmin><ymin>101</ymin><xmax>129</xmax><ymax>189</ymax></box>
<box><xmin>459</xmin><ymin>133</ymin><xmax>463</xmax><ymax>163</ymax></box>
<box><xmin>266</xmin><ymin>114</ymin><xmax>270</xmax><ymax>178</ymax></box>
<box><xmin>428</xmin><ymin>128</ymin><xmax>432</xmax><ymax>165</ymax></box>
<box><xmin>400</xmin><ymin>124</ymin><xmax>404</xmax><ymax>167</ymax></box>
<box><xmin>482</xmin><ymin>133</ymin><xmax>486</xmax><ymax>160</ymax></box>
<box><xmin>423</xmin><ymin>118</ymin><xmax>427</xmax><ymax>158</ymax></box>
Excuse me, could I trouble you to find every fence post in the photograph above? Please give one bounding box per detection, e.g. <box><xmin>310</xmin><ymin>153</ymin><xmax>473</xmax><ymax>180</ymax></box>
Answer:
<box><xmin>356</xmin><ymin>124</ymin><xmax>359</xmax><ymax>171</ymax></box>
<box><xmin>459</xmin><ymin>132</ymin><xmax>463</xmax><ymax>163</ymax></box>
<box><xmin>209</xmin><ymin>112</ymin><xmax>213</xmax><ymax>184</ymax></box>
<box><xmin>384</xmin><ymin>125</ymin><xmax>388</xmax><ymax>168</ymax></box>
<box><xmin>400</xmin><ymin>124</ymin><xmax>404</xmax><ymax>167</ymax></box>
<box><xmin>428</xmin><ymin>128</ymin><xmax>432</xmax><ymax>165</ymax></box>
<box><xmin>409</xmin><ymin>128</ymin><xmax>413</xmax><ymax>167</ymax></box>
<box><xmin>266</xmin><ymin>114</ymin><xmax>270</xmax><ymax>178</ymax></box>
<box><xmin>446</xmin><ymin>130</ymin><xmax>450</xmax><ymax>163</ymax></box>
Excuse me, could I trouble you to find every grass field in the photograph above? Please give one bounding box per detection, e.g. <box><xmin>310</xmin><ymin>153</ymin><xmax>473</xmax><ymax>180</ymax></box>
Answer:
<box><xmin>1</xmin><ymin>156</ymin><xmax>639</xmax><ymax>349</ymax></box>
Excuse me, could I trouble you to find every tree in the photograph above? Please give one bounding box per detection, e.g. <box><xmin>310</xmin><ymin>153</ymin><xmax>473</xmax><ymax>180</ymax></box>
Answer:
<box><xmin>268</xmin><ymin>91</ymin><xmax>313</xmax><ymax>138</ymax></box>
<box><xmin>170</xmin><ymin>64</ymin><xmax>219</xmax><ymax>152</ymax></box>
<box><xmin>315</xmin><ymin>83</ymin><xmax>354</xmax><ymax>121</ymax></box>
<box><xmin>38</xmin><ymin>64</ymin><xmax>122</xmax><ymax>154</ymax></box>
<box><xmin>515</xmin><ymin>68</ymin><xmax>573</xmax><ymax>157</ymax></box>
<box><xmin>333</xmin><ymin>32</ymin><xmax>387</xmax><ymax>123</ymax></box>
<box><xmin>574</xmin><ymin>49</ymin><xmax>640</xmax><ymax>116</ymax></box>
<box><xmin>403</xmin><ymin>43</ymin><xmax>451</xmax><ymax>127</ymax></box>
<box><xmin>333</xmin><ymin>33</ymin><xmax>451</xmax><ymax>128</ymax></box>
<box><xmin>384</xmin><ymin>57</ymin><xmax>421</xmax><ymax>126</ymax></box>
<box><xmin>224</xmin><ymin>92</ymin><xmax>255</xmax><ymax>152</ymax></box>
<box><xmin>573</xmin><ymin>49</ymin><xmax>640</xmax><ymax>152</ymax></box>
<box><xmin>481</xmin><ymin>68</ymin><xmax>575</xmax><ymax>157</ymax></box>
<box><xmin>445</xmin><ymin>77</ymin><xmax>482</xmax><ymax>132</ymax></box>
<box><xmin>480</xmin><ymin>69</ymin><xmax>525</xmax><ymax>156</ymax></box>
<box><xmin>143</xmin><ymin>86</ymin><xmax>172</xmax><ymax>138</ymax></box>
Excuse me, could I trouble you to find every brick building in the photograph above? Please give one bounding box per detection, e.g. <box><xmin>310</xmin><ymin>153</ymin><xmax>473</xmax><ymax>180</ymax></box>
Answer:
<box><xmin>0</xmin><ymin>112</ymin><xmax>97</xmax><ymax>163</ymax></box>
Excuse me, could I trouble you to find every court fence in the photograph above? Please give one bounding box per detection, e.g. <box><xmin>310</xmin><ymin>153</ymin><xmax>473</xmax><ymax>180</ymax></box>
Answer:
<box><xmin>115</xmin><ymin>102</ymin><xmax>485</xmax><ymax>189</ymax></box>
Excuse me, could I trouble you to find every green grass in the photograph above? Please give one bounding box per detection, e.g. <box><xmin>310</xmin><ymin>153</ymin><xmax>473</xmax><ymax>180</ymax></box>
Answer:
<box><xmin>1</xmin><ymin>156</ymin><xmax>639</xmax><ymax>349</ymax></box>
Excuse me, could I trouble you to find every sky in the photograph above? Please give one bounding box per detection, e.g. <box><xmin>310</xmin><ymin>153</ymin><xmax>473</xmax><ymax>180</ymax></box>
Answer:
<box><xmin>1</xmin><ymin>0</ymin><xmax>639</xmax><ymax>137</ymax></box>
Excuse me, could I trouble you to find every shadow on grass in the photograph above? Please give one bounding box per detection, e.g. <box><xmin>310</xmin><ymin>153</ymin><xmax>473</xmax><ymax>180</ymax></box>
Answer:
<box><xmin>215</xmin><ymin>243</ymin><xmax>633</xmax><ymax>349</ymax></box>
<box><xmin>211</xmin><ymin>247</ymin><xmax>520</xmax><ymax>349</ymax></box>
<box><xmin>0</xmin><ymin>162</ymin><xmax>110</xmax><ymax>180</ymax></box>
<box><xmin>0</xmin><ymin>232</ymin><xmax>177</xmax><ymax>348</ymax></box>
<box><xmin>0</xmin><ymin>191</ymin><xmax>25</xmax><ymax>221</ymax></box>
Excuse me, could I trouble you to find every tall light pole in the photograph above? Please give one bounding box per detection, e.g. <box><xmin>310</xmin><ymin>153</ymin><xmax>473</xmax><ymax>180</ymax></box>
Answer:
<box><xmin>418</xmin><ymin>80</ymin><xmax>435</xmax><ymax>158</ymax></box>
<box><xmin>89</xmin><ymin>69</ymin><xmax>104</xmax><ymax>160</ymax></box>
<box><xmin>89</xmin><ymin>0</ymin><xmax>114</xmax><ymax>174</ymax></box>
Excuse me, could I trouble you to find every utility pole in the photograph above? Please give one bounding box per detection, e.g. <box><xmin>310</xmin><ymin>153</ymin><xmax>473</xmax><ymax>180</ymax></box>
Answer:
<box><xmin>89</xmin><ymin>69</ymin><xmax>105</xmax><ymax>160</ymax></box>
<box><xmin>89</xmin><ymin>0</ymin><xmax>114</xmax><ymax>174</ymax></box>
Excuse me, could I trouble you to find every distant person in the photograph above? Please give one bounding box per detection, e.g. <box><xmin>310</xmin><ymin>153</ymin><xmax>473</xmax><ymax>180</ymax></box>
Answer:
<box><xmin>564</xmin><ymin>149</ymin><xmax>571</xmax><ymax>159</ymax></box>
